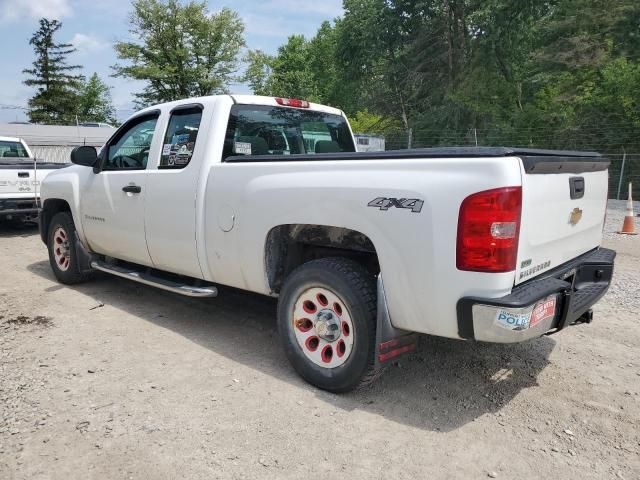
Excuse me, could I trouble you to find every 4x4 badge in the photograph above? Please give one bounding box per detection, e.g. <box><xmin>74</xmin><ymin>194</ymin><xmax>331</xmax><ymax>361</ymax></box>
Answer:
<box><xmin>367</xmin><ymin>197</ymin><xmax>424</xmax><ymax>213</ymax></box>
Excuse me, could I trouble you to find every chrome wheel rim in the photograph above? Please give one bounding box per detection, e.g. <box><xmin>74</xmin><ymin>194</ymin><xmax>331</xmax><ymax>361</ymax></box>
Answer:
<box><xmin>53</xmin><ymin>227</ymin><xmax>71</xmax><ymax>272</ymax></box>
<box><xmin>292</xmin><ymin>287</ymin><xmax>354</xmax><ymax>368</ymax></box>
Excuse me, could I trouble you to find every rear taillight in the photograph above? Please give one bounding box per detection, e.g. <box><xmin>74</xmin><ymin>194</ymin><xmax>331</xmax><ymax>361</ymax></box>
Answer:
<box><xmin>456</xmin><ymin>186</ymin><xmax>522</xmax><ymax>272</ymax></box>
<box><xmin>275</xmin><ymin>97</ymin><xmax>310</xmax><ymax>108</ymax></box>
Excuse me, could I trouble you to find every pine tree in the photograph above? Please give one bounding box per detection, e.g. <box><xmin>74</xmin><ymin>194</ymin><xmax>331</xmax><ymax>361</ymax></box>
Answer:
<box><xmin>77</xmin><ymin>73</ymin><xmax>117</xmax><ymax>125</ymax></box>
<box><xmin>23</xmin><ymin>18</ymin><xmax>83</xmax><ymax>125</ymax></box>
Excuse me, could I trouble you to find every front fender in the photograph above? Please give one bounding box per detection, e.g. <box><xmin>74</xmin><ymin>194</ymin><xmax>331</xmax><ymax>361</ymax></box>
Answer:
<box><xmin>40</xmin><ymin>165</ymin><xmax>92</xmax><ymax>246</ymax></box>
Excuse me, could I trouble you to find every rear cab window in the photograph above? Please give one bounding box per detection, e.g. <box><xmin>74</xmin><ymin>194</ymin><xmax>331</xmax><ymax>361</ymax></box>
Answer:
<box><xmin>0</xmin><ymin>141</ymin><xmax>29</xmax><ymax>158</ymax></box>
<box><xmin>223</xmin><ymin>104</ymin><xmax>355</xmax><ymax>161</ymax></box>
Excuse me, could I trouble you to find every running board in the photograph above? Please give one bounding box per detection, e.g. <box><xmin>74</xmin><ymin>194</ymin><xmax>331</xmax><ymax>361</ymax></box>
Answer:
<box><xmin>90</xmin><ymin>260</ymin><xmax>218</xmax><ymax>298</ymax></box>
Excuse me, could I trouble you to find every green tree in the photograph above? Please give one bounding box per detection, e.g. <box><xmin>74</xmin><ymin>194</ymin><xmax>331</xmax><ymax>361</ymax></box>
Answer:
<box><xmin>243</xmin><ymin>24</ymin><xmax>353</xmax><ymax>110</ymax></box>
<box><xmin>242</xmin><ymin>50</ymin><xmax>274</xmax><ymax>96</ymax></box>
<box><xmin>244</xmin><ymin>35</ymin><xmax>319</xmax><ymax>101</ymax></box>
<box><xmin>77</xmin><ymin>73</ymin><xmax>117</xmax><ymax>125</ymax></box>
<box><xmin>23</xmin><ymin>18</ymin><xmax>83</xmax><ymax>125</ymax></box>
<box><xmin>242</xmin><ymin>0</ymin><xmax>640</xmax><ymax>167</ymax></box>
<box><xmin>113</xmin><ymin>0</ymin><xmax>245</xmax><ymax>106</ymax></box>
<box><xmin>348</xmin><ymin>110</ymin><xmax>402</xmax><ymax>137</ymax></box>
<box><xmin>336</xmin><ymin>0</ymin><xmax>418</xmax><ymax>128</ymax></box>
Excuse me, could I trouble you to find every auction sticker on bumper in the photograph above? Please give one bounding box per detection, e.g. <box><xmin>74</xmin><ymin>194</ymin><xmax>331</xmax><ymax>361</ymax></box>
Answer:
<box><xmin>494</xmin><ymin>310</ymin><xmax>532</xmax><ymax>331</ymax></box>
<box><xmin>530</xmin><ymin>296</ymin><xmax>557</xmax><ymax>328</ymax></box>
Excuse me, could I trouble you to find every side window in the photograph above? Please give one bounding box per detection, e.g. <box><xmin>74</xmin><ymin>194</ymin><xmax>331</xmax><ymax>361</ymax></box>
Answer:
<box><xmin>103</xmin><ymin>115</ymin><xmax>158</xmax><ymax>171</ymax></box>
<box><xmin>0</xmin><ymin>141</ymin><xmax>29</xmax><ymax>158</ymax></box>
<box><xmin>159</xmin><ymin>106</ymin><xmax>203</xmax><ymax>169</ymax></box>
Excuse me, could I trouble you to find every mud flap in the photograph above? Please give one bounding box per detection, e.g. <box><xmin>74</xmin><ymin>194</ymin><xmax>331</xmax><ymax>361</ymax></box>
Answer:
<box><xmin>374</xmin><ymin>275</ymin><xmax>419</xmax><ymax>369</ymax></box>
<box><xmin>74</xmin><ymin>232</ymin><xmax>94</xmax><ymax>275</ymax></box>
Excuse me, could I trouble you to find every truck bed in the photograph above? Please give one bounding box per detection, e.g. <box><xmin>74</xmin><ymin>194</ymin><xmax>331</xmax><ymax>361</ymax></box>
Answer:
<box><xmin>0</xmin><ymin>159</ymin><xmax>68</xmax><ymax>169</ymax></box>
<box><xmin>225</xmin><ymin>146</ymin><xmax>608</xmax><ymax>168</ymax></box>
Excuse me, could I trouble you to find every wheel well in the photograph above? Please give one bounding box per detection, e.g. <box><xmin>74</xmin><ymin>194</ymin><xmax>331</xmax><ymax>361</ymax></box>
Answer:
<box><xmin>40</xmin><ymin>199</ymin><xmax>71</xmax><ymax>244</ymax></box>
<box><xmin>265</xmin><ymin>224</ymin><xmax>380</xmax><ymax>293</ymax></box>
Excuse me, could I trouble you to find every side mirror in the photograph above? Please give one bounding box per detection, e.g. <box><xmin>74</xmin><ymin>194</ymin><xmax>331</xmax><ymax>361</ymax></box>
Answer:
<box><xmin>70</xmin><ymin>146</ymin><xmax>98</xmax><ymax>167</ymax></box>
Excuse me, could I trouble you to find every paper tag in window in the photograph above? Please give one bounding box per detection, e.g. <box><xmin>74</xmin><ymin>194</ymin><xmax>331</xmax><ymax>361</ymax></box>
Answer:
<box><xmin>162</xmin><ymin>144</ymin><xmax>172</xmax><ymax>156</ymax></box>
<box><xmin>234</xmin><ymin>142</ymin><xmax>252</xmax><ymax>155</ymax></box>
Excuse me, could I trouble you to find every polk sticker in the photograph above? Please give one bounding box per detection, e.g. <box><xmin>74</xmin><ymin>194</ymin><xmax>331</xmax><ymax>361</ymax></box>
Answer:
<box><xmin>494</xmin><ymin>310</ymin><xmax>531</xmax><ymax>331</ymax></box>
<box><xmin>234</xmin><ymin>141</ymin><xmax>252</xmax><ymax>155</ymax></box>
<box><xmin>162</xmin><ymin>144</ymin><xmax>172</xmax><ymax>156</ymax></box>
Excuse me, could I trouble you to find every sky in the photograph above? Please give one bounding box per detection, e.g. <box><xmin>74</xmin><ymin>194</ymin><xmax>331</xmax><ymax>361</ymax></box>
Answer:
<box><xmin>0</xmin><ymin>0</ymin><xmax>343</xmax><ymax>123</ymax></box>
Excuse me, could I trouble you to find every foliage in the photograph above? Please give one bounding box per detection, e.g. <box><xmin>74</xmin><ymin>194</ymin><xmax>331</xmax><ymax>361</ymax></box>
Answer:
<box><xmin>77</xmin><ymin>73</ymin><xmax>117</xmax><ymax>125</ymax></box>
<box><xmin>348</xmin><ymin>110</ymin><xmax>402</xmax><ymax>137</ymax></box>
<box><xmin>242</xmin><ymin>50</ymin><xmax>273</xmax><ymax>96</ymax></box>
<box><xmin>244</xmin><ymin>35</ymin><xmax>319</xmax><ymax>101</ymax></box>
<box><xmin>113</xmin><ymin>0</ymin><xmax>245</xmax><ymax>107</ymax></box>
<box><xmin>242</xmin><ymin>0</ymin><xmax>640</xmax><ymax>156</ymax></box>
<box><xmin>23</xmin><ymin>18</ymin><xmax>83</xmax><ymax>125</ymax></box>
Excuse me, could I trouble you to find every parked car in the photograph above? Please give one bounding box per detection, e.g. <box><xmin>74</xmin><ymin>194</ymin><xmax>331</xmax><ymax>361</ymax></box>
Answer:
<box><xmin>38</xmin><ymin>95</ymin><xmax>615</xmax><ymax>392</ymax></box>
<box><xmin>354</xmin><ymin>134</ymin><xmax>385</xmax><ymax>152</ymax></box>
<box><xmin>0</xmin><ymin>136</ymin><xmax>67</xmax><ymax>222</ymax></box>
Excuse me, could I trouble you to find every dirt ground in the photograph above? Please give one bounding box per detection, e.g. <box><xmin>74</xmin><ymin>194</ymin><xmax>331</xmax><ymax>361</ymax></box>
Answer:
<box><xmin>1</xmin><ymin>206</ymin><xmax>639</xmax><ymax>480</ymax></box>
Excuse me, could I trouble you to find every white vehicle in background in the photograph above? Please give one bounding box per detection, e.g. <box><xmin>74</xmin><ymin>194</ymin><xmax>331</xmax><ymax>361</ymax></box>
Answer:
<box><xmin>354</xmin><ymin>134</ymin><xmax>385</xmax><ymax>152</ymax></box>
<box><xmin>38</xmin><ymin>95</ymin><xmax>615</xmax><ymax>392</ymax></box>
<box><xmin>0</xmin><ymin>136</ymin><xmax>67</xmax><ymax>222</ymax></box>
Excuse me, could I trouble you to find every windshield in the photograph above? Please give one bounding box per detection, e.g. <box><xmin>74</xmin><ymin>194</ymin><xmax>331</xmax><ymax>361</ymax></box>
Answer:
<box><xmin>0</xmin><ymin>140</ymin><xmax>29</xmax><ymax>158</ymax></box>
<box><xmin>223</xmin><ymin>104</ymin><xmax>355</xmax><ymax>160</ymax></box>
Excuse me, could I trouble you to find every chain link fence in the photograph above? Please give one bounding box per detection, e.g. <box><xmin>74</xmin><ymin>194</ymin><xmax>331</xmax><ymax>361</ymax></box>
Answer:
<box><xmin>31</xmin><ymin>145</ymin><xmax>76</xmax><ymax>164</ymax></box>
<box><xmin>606</xmin><ymin>154</ymin><xmax>640</xmax><ymax>200</ymax></box>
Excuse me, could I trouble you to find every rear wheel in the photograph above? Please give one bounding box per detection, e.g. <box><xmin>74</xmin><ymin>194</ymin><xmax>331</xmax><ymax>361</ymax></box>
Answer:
<box><xmin>277</xmin><ymin>257</ymin><xmax>378</xmax><ymax>392</ymax></box>
<box><xmin>47</xmin><ymin>212</ymin><xmax>93</xmax><ymax>285</ymax></box>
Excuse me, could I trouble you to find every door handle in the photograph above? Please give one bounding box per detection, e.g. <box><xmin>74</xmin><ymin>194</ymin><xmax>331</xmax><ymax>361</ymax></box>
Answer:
<box><xmin>122</xmin><ymin>185</ymin><xmax>142</xmax><ymax>194</ymax></box>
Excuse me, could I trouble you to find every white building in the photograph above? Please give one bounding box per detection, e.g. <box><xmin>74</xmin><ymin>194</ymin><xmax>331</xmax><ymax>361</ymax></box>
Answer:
<box><xmin>354</xmin><ymin>134</ymin><xmax>385</xmax><ymax>152</ymax></box>
<box><xmin>0</xmin><ymin>123</ymin><xmax>115</xmax><ymax>163</ymax></box>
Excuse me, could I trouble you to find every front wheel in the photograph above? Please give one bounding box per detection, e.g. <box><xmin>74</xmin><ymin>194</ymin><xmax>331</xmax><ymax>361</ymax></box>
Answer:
<box><xmin>47</xmin><ymin>212</ymin><xmax>93</xmax><ymax>285</ymax></box>
<box><xmin>277</xmin><ymin>257</ymin><xmax>379</xmax><ymax>392</ymax></box>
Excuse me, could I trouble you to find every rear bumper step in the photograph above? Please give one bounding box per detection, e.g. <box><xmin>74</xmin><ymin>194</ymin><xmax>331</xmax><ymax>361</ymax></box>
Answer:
<box><xmin>90</xmin><ymin>260</ymin><xmax>218</xmax><ymax>298</ymax></box>
<box><xmin>457</xmin><ymin>247</ymin><xmax>615</xmax><ymax>343</ymax></box>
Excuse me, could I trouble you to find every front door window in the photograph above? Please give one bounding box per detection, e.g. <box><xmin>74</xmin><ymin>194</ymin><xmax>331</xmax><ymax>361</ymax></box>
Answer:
<box><xmin>104</xmin><ymin>116</ymin><xmax>158</xmax><ymax>170</ymax></box>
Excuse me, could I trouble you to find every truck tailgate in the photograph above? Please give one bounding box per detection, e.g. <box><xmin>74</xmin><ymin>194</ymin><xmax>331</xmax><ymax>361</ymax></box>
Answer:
<box><xmin>515</xmin><ymin>153</ymin><xmax>609</xmax><ymax>285</ymax></box>
<box><xmin>0</xmin><ymin>161</ymin><xmax>66</xmax><ymax>197</ymax></box>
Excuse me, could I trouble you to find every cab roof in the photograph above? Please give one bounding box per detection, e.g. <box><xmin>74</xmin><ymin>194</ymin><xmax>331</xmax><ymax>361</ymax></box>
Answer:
<box><xmin>136</xmin><ymin>94</ymin><xmax>345</xmax><ymax>118</ymax></box>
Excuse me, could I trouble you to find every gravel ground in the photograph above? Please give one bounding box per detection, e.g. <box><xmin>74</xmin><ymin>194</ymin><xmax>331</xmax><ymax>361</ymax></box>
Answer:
<box><xmin>1</xmin><ymin>201</ymin><xmax>639</xmax><ymax>480</ymax></box>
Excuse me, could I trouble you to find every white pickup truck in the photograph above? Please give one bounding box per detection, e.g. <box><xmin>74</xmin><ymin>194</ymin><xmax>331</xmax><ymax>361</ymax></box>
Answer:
<box><xmin>39</xmin><ymin>95</ymin><xmax>615</xmax><ymax>392</ymax></box>
<box><xmin>0</xmin><ymin>136</ymin><xmax>66</xmax><ymax>221</ymax></box>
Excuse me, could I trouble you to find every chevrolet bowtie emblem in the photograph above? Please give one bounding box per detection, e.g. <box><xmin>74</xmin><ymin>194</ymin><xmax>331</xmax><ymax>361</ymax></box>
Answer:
<box><xmin>569</xmin><ymin>207</ymin><xmax>583</xmax><ymax>226</ymax></box>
